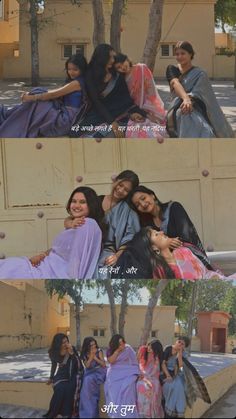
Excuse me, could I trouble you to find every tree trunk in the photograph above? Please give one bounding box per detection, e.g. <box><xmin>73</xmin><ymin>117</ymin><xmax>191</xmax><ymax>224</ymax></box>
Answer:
<box><xmin>104</xmin><ymin>279</ymin><xmax>118</xmax><ymax>336</ymax></box>
<box><xmin>91</xmin><ymin>0</ymin><xmax>105</xmax><ymax>47</ymax></box>
<box><xmin>75</xmin><ymin>301</ymin><xmax>81</xmax><ymax>349</ymax></box>
<box><xmin>29</xmin><ymin>0</ymin><xmax>40</xmax><ymax>86</ymax></box>
<box><xmin>187</xmin><ymin>282</ymin><xmax>198</xmax><ymax>353</ymax></box>
<box><xmin>118</xmin><ymin>280</ymin><xmax>129</xmax><ymax>337</ymax></box>
<box><xmin>110</xmin><ymin>0</ymin><xmax>125</xmax><ymax>52</ymax></box>
<box><xmin>142</xmin><ymin>0</ymin><xmax>164</xmax><ymax>71</ymax></box>
<box><xmin>140</xmin><ymin>279</ymin><xmax>169</xmax><ymax>345</ymax></box>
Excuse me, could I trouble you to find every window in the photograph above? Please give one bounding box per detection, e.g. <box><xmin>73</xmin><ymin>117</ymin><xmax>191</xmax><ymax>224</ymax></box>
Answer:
<box><xmin>63</xmin><ymin>44</ymin><xmax>85</xmax><ymax>59</ymax></box>
<box><xmin>0</xmin><ymin>0</ymin><xmax>4</xmax><ymax>20</ymax></box>
<box><xmin>151</xmin><ymin>330</ymin><xmax>157</xmax><ymax>338</ymax></box>
<box><xmin>160</xmin><ymin>44</ymin><xmax>175</xmax><ymax>58</ymax></box>
<box><xmin>100</xmin><ymin>329</ymin><xmax>105</xmax><ymax>337</ymax></box>
<box><xmin>93</xmin><ymin>329</ymin><xmax>98</xmax><ymax>337</ymax></box>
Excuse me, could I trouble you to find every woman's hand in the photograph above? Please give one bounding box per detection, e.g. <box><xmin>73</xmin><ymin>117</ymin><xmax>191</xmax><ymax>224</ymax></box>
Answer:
<box><xmin>104</xmin><ymin>253</ymin><xmax>118</xmax><ymax>266</ymax></box>
<box><xmin>180</xmin><ymin>97</ymin><xmax>193</xmax><ymax>114</ymax></box>
<box><xmin>21</xmin><ymin>92</ymin><xmax>36</xmax><ymax>103</ymax></box>
<box><xmin>164</xmin><ymin>376</ymin><xmax>173</xmax><ymax>383</ymax></box>
<box><xmin>71</xmin><ymin>217</ymin><xmax>86</xmax><ymax>228</ymax></box>
<box><xmin>111</xmin><ymin>121</ymin><xmax>124</xmax><ymax>138</ymax></box>
<box><xmin>46</xmin><ymin>379</ymin><xmax>53</xmax><ymax>385</ymax></box>
<box><xmin>169</xmin><ymin>237</ymin><xmax>182</xmax><ymax>250</ymax></box>
<box><xmin>29</xmin><ymin>253</ymin><xmax>47</xmax><ymax>267</ymax></box>
<box><xmin>130</xmin><ymin>113</ymin><xmax>145</xmax><ymax>122</ymax></box>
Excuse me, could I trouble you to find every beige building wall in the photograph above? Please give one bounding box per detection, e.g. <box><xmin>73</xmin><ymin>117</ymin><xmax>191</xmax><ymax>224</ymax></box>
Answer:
<box><xmin>213</xmin><ymin>55</ymin><xmax>235</xmax><ymax>79</ymax></box>
<box><xmin>1</xmin><ymin>139</ymin><xmax>236</xmax><ymax>259</ymax></box>
<box><xmin>70</xmin><ymin>303</ymin><xmax>176</xmax><ymax>348</ymax></box>
<box><xmin>0</xmin><ymin>0</ymin><xmax>19</xmax><ymax>78</ymax></box>
<box><xmin>2</xmin><ymin>0</ymin><xmax>217</xmax><ymax>80</ymax></box>
<box><xmin>0</xmin><ymin>280</ymin><xmax>70</xmax><ymax>352</ymax></box>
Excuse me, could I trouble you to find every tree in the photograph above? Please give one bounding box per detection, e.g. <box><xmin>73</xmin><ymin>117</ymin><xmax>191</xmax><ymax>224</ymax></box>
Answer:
<box><xmin>142</xmin><ymin>0</ymin><xmax>164</xmax><ymax>71</ymax></box>
<box><xmin>110</xmin><ymin>0</ymin><xmax>126</xmax><ymax>52</ymax></box>
<box><xmin>161</xmin><ymin>280</ymin><xmax>193</xmax><ymax>327</ymax></box>
<box><xmin>195</xmin><ymin>280</ymin><xmax>233</xmax><ymax>313</ymax></box>
<box><xmin>220</xmin><ymin>285</ymin><xmax>236</xmax><ymax>336</ymax></box>
<box><xmin>215</xmin><ymin>0</ymin><xmax>236</xmax><ymax>33</ymax></box>
<box><xmin>28</xmin><ymin>0</ymin><xmax>41</xmax><ymax>86</ymax></box>
<box><xmin>45</xmin><ymin>279</ymin><xmax>84</xmax><ymax>348</ymax></box>
<box><xmin>140</xmin><ymin>279</ymin><xmax>169</xmax><ymax>345</ymax></box>
<box><xmin>91</xmin><ymin>0</ymin><xmax>105</xmax><ymax>47</ymax></box>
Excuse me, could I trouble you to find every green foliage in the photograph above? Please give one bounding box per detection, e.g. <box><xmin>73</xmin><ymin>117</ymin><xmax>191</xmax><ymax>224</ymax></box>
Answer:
<box><xmin>195</xmin><ymin>280</ymin><xmax>233</xmax><ymax>312</ymax></box>
<box><xmin>160</xmin><ymin>280</ymin><xmax>192</xmax><ymax>323</ymax></box>
<box><xmin>215</xmin><ymin>0</ymin><xmax>236</xmax><ymax>32</ymax></box>
<box><xmin>220</xmin><ymin>285</ymin><xmax>236</xmax><ymax>335</ymax></box>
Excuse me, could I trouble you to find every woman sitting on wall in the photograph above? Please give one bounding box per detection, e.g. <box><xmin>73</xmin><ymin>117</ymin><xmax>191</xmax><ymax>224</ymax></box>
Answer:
<box><xmin>70</xmin><ymin>44</ymin><xmax>148</xmax><ymax>138</ymax></box>
<box><xmin>114</xmin><ymin>53</ymin><xmax>167</xmax><ymax>139</ymax></box>
<box><xmin>0</xmin><ymin>54</ymin><xmax>88</xmax><ymax>138</ymax></box>
<box><xmin>0</xmin><ymin>187</ymin><xmax>104</xmax><ymax>279</ymax></box>
<box><xmin>166</xmin><ymin>41</ymin><xmax>234</xmax><ymax>138</ymax></box>
<box><xmin>44</xmin><ymin>333</ymin><xmax>84</xmax><ymax>419</ymax></box>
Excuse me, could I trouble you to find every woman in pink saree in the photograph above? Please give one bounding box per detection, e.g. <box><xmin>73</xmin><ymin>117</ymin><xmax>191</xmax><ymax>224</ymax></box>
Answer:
<box><xmin>137</xmin><ymin>340</ymin><xmax>164</xmax><ymax>418</ymax></box>
<box><xmin>0</xmin><ymin>187</ymin><xmax>103</xmax><ymax>280</ymax></box>
<box><xmin>114</xmin><ymin>53</ymin><xmax>167</xmax><ymax>139</ymax></box>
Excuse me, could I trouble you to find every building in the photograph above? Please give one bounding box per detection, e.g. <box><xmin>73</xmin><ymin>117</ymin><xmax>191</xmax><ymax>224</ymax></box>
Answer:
<box><xmin>0</xmin><ymin>0</ymin><xmax>19</xmax><ymax>78</ymax></box>
<box><xmin>0</xmin><ymin>280</ymin><xmax>70</xmax><ymax>352</ymax></box>
<box><xmin>0</xmin><ymin>0</ymin><xmax>217</xmax><ymax>80</ymax></box>
<box><xmin>70</xmin><ymin>302</ymin><xmax>177</xmax><ymax>348</ymax></box>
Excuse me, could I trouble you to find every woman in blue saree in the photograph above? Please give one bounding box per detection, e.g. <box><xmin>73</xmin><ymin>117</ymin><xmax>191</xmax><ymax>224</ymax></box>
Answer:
<box><xmin>0</xmin><ymin>54</ymin><xmax>87</xmax><ymax>137</ymax></box>
<box><xmin>79</xmin><ymin>337</ymin><xmax>107</xmax><ymax>418</ymax></box>
<box><xmin>166</xmin><ymin>41</ymin><xmax>234</xmax><ymax>138</ymax></box>
<box><xmin>161</xmin><ymin>337</ymin><xmax>211</xmax><ymax>418</ymax></box>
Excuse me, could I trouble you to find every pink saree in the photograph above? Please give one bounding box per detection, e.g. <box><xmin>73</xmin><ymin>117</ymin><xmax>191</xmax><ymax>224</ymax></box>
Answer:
<box><xmin>125</xmin><ymin>63</ymin><xmax>167</xmax><ymax>138</ymax></box>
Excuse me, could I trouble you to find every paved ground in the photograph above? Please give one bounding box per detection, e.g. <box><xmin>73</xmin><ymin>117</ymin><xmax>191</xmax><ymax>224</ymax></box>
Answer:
<box><xmin>0</xmin><ymin>78</ymin><xmax>236</xmax><ymax>133</ymax></box>
<box><xmin>0</xmin><ymin>404</ymin><xmax>46</xmax><ymax>418</ymax></box>
<box><xmin>0</xmin><ymin>348</ymin><xmax>236</xmax><ymax>381</ymax></box>
<box><xmin>203</xmin><ymin>384</ymin><xmax>236</xmax><ymax>418</ymax></box>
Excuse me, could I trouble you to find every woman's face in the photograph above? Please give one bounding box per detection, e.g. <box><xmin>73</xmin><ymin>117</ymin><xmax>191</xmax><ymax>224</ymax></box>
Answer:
<box><xmin>118</xmin><ymin>338</ymin><xmax>126</xmax><ymax>350</ymax></box>
<box><xmin>106</xmin><ymin>50</ymin><xmax>116</xmax><ymax>70</ymax></box>
<box><xmin>147</xmin><ymin>344</ymin><xmax>153</xmax><ymax>353</ymax></box>
<box><xmin>70</xmin><ymin>192</ymin><xmax>89</xmax><ymax>218</ymax></box>
<box><xmin>149</xmin><ymin>230</ymin><xmax>171</xmax><ymax>251</ymax></box>
<box><xmin>89</xmin><ymin>340</ymin><xmax>97</xmax><ymax>352</ymax></box>
<box><xmin>175</xmin><ymin>339</ymin><xmax>186</xmax><ymax>351</ymax></box>
<box><xmin>113</xmin><ymin>180</ymin><xmax>133</xmax><ymax>201</ymax></box>
<box><xmin>114</xmin><ymin>59</ymin><xmax>131</xmax><ymax>74</ymax></box>
<box><xmin>175</xmin><ymin>48</ymin><xmax>192</xmax><ymax>66</ymax></box>
<box><xmin>67</xmin><ymin>62</ymin><xmax>81</xmax><ymax>80</ymax></box>
<box><xmin>61</xmin><ymin>337</ymin><xmax>69</xmax><ymax>351</ymax></box>
<box><xmin>132</xmin><ymin>192</ymin><xmax>156</xmax><ymax>214</ymax></box>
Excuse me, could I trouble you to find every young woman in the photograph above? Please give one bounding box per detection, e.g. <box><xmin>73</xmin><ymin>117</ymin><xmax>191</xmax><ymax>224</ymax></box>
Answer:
<box><xmin>0</xmin><ymin>187</ymin><xmax>103</xmax><ymax>279</ymax></box>
<box><xmin>70</xmin><ymin>44</ymin><xmax>147</xmax><ymax>138</ymax></box>
<box><xmin>114</xmin><ymin>53</ymin><xmax>167</xmax><ymax>139</ymax></box>
<box><xmin>166</xmin><ymin>41</ymin><xmax>234</xmax><ymax>138</ymax></box>
<box><xmin>0</xmin><ymin>54</ymin><xmax>88</xmax><ymax>137</ymax></box>
<box><xmin>118</xmin><ymin>227</ymin><xmax>235</xmax><ymax>280</ymax></box>
<box><xmin>79</xmin><ymin>337</ymin><xmax>107</xmax><ymax>418</ymax></box>
<box><xmin>137</xmin><ymin>340</ymin><xmax>164</xmax><ymax>418</ymax></box>
<box><xmin>129</xmin><ymin>185</ymin><xmax>213</xmax><ymax>270</ymax></box>
<box><xmin>161</xmin><ymin>337</ymin><xmax>211</xmax><ymax>418</ymax></box>
<box><xmin>104</xmin><ymin>334</ymin><xmax>140</xmax><ymax>418</ymax></box>
<box><xmin>44</xmin><ymin>333</ymin><xmax>83</xmax><ymax>419</ymax></box>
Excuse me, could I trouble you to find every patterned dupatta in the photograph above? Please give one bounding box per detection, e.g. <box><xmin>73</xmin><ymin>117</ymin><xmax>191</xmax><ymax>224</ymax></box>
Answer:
<box><xmin>183</xmin><ymin>357</ymin><xmax>211</xmax><ymax>407</ymax></box>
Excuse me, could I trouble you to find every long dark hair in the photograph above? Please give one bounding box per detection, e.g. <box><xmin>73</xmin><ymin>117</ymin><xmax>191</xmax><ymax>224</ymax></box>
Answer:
<box><xmin>142</xmin><ymin>339</ymin><xmax>163</xmax><ymax>365</ymax></box>
<box><xmin>66</xmin><ymin>186</ymin><xmax>105</xmax><ymax>228</ymax></box>
<box><xmin>65</xmin><ymin>53</ymin><xmax>88</xmax><ymax>81</ymax></box>
<box><xmin>109</xmin><ymin>334</ymin><xmax>125</xmax><ymax>355</ymax></box>
<box><xmin>114</xmin><ymin>169</ymin><xmax>139</xmax><ymax>191</ymax></box>
<box><xmin>128</xmin><ymin>185</ymin><xmax>169</xmax><ymax>224</ymax></box>
<box><xmin>80</xmin><ymin>337</ymin><xmax>98</xmax><ymax>360</ymax></box>
<box><xmin>114</xmin><ymin>52</ymin><xmax>133</xmax><ymax>67</ymax></box>
<box><xmin>125</xmin><ymin>227</ymin><xmax>176</xmax><ymax>279</ymax></box>
<box><xmin>88</xmin><ymin>43</ymin><xmax>116</xmax><ymax>84</ymax></box>
<box><xmin>48</xmin><ymin>333</ymin><xmax>69</xmax><ymax>360</ymax></box>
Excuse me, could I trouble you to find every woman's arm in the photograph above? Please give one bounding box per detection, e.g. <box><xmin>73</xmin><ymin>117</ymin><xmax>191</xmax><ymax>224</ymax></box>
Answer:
<box><xmin>166</xmin><ymin>65</ymin><xmax>192</xmax><ymax>114</ymax></box>
<box><xmin>29</xmin><ymin>250</ymin><xmax>50</xmax><ymax>267</ymax></box>
<box><xmin>94</xmin><ymin>349</ymin><xmax>106</xmax><ymax>367</ymax></box>
<box><xmin>107</xmin><ymin>349</ymin><xmax>122</xmax><ymax>364</ymax></box>
<box><xmin>161</xmin><ymin>360</ymin><xmax>172</xmax><ymax>380</ymax></box>
<box><xmin>64</xmin><ymin>216</ymin><xmax>85</xmax><ymax>229</ymax></box>
<box><xmin>22</xmin><ymin>79</ymin><xmax>81</xmax><ymax>102</ymax></box>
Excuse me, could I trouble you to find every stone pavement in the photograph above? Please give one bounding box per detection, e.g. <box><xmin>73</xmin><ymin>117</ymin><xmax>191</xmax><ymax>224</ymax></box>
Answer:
<box><xmin>0</xmin><ymin>79</ymin><xmax>235</xmax><ymax>133</ymax></box>
<box><xmin>203</xmin><ymin>384</ymin><xmax>236</xmax><ymax>418</ymax></box>
<box><xmin>0</xmin><ymin>404</ymin><xmax>46</xmax><ymax>418</ymax></box>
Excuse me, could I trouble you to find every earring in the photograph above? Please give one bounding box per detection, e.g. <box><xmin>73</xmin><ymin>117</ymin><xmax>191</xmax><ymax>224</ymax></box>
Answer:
<box><xmin>154</xmin><ymin>248</ymin><xmax>160</xmax><ymax>255</ymax></box>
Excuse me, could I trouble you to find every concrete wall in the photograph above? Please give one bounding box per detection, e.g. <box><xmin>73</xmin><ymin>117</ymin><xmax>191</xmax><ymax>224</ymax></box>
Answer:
<box><xmin>70</xmin><ymin>303</ymin><xmax>176</xmax><ymax>348</ymax></box>
<box><xmin>1</xmin><ymin>0</ymin><xmax>217</xmax><ymax>79</ymax></box>
<box><xmin>1</xmin><ymin>139</ymin><xmax>236</xmax><ymax>259</ymax></box>
<box><xmin>0</xmin><ymin>280</ymin><xmax>70</xmax><ymax>352</ymax></box>
<box><xmin>213</xmin><ymin>54</ymin><xmax>235</xmax><ymax>79</ymax></box>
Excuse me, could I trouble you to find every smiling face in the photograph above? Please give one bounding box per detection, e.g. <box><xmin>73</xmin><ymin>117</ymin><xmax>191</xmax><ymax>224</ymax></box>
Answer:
<box><xmin>69</xmin><ymin>192</ymin><xmax>89</xmax><ymax>218</ymax></box>
<box><xmin>67</xmin><ymin>62</ymin><xmax>81</xmax><ymax>80</ymax></box>
<box><xmin>114</xmin><ymin>59</ymin><xmax>131</xmax><ymax>74</ymax></box>
<box><xmin>61</xmin><ymin>336</ymin><xmax>69</xmax><ymax>351</ymax></box>
<box><xmin>118</xmin><ymin>338</ymin><xmax>126</xmax><ymax>350</ymax></box>
<box><xmin>149</xmin><ymin>229</ymin><xmax>172</xmax><ymax>251</ymax></box>
<box><xmin>112</xmin><ymin>179</ymin><xmax>133</xmax><ymax>201</ymax></box>
<box><xmin>174</xmin><ymin>339</ymin><xmax>186</xmax><ymax>351</ymax></box>
<box><xmin>106</xmin><ymin>50</ymin><xmax>116</xmax><ymax>70</ymax></box>
<box><xmin>175</xmin><ymin>47</ymin><xmax>192</xmax><ymax>66</ymax></box>
<box><xmin>132</xmin><ymin>191</ymin><xmax>157</xmax><ymax>214</ymax></box>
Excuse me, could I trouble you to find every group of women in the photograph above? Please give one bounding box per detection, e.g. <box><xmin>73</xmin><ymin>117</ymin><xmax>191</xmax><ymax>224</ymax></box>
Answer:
<box><xmin>0</xmin><ymin>41</ymin><xmax>233</xmax><ymax>138</ymax></box>
<box><xmin>0</xmin><ymin>169</ymin><xmax>235</xmax><ymax>280</ymax></box>
<box><xmin>45</xmin><ymin>333</ymin><xmax>211</xmax><ymax>419</ymax></box>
